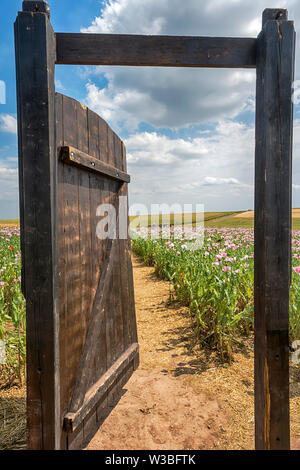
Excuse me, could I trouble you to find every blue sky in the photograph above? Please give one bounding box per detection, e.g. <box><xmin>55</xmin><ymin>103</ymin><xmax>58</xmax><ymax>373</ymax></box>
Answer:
<box><xmin>0</xmin><ymin>0</ymin><xmax>300</xmax><ymax>218</ymax></box>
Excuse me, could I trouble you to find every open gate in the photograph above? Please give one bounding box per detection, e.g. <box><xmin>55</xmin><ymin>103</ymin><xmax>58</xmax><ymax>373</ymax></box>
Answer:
<box><xmin>15</xmin><ymin>5</ymin><xmax>139</xmax><ymax>447</ymax></box>
<box><xmin>15</xmin><ymin>1</ymin><xmax>295</xmax><ymax>450</ymax></box>
<box><xmin>56</xmin><ymin>94</ymin><xmax>138</xmax><ymax>449</ymax></box>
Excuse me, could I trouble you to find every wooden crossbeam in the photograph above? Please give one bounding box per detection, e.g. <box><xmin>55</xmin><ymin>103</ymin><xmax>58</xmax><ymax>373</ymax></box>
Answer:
<box><xmin>56</xmin><ymin>33</ymin><xmax>257</xmax><ymax>68</ymax></box>
<box><xmin>59</xmin><ymin>146</ymin><xmax>130</xmax><ymax>183</ymax></box>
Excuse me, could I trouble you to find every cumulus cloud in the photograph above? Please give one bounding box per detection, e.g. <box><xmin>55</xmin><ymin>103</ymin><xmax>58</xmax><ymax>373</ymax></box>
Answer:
<box><xmin>81</xmin><ymin>0</ymin><xmax>294</xmax><ymax>37</ymax></box>
<box><xmin>81</xmin><ymin>0</ymin><xmax>300</xmax><ymax>132</ymax></box>
<box><xmin>125</xmin><ymin>132</ymin><xmax>209</xmax><ymax>166</ymax></box>
<box><xmin>85</xmin><ymin>68</ymin><xmax>256</xmax><ymax>131</ymax></box>
<box><xmin>0</xmin><ymin>114</ymin><xmax>17</xmax><ymax>134</ymax></box>
<box><xmin>0</xmin><ymin>166</ymin><xmax>18</xmax><ymax>202</ymax></box>
<box><xmin>203</xmin><ymin>177</ymin><xmax>242</xmax><ymax>186</ymax></box>
<box><xmin>124</xmin><ymin>119</ymin><xmax>300</xmax><ymax>209</ymax></box>
<box><xmin>125</xmin><ymin>120</ymin><xmax>255</xmax><ymax>210</ymax></box>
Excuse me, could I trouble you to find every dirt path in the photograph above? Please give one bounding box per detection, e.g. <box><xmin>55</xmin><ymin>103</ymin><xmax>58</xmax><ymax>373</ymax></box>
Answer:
<box><xmin>86</xmin><ymin>255</ymin><xmax>300</xmax><ymax>450</ymax></box>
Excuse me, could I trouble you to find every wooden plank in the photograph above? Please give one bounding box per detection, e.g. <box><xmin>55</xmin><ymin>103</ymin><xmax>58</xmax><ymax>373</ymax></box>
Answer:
<box><xmin>55</xmin><ymin>93</ymin><xmax>68</xmax><ymax>451</ymax></box>
<box><xmin>87</xmin><ymin>108</ymin><xmax>108</xmax><ymax>388</ymax></box>
<box><xmin>76</xmin><ymin>103</ymin><xmax>92</xmax><ymax>331</ymax></box>
<box><xmin>60</xmin><ymin>145</ymin><xmax>130</xmax><ymax>183</ymax></box>
<box><xmin>112</xmin><ymin>136</ymin><xmax>124</xmax><ymax>359</ymax></box>
<box><xmin>61</xmin><ymin>96</ymin><xmax>84</xmax><ymax>419</ymax></box>
<box><xmin>117</xmin><ymin>142</ymin><xmax>131</xmax><ymax>351</ymax></box>
<box><xmin>121</xmin><ymin>142</ymin><xmax>138</xmax><ymax>347</ymax></box>
<box><xmin>105</xmin><ymin>128</ymin><xmax>117</xmax><ymax>369</ymax></box>
<box><xmin>67</xmin><ymin>423</ymin><xmax>84</xmax><ymax>450</ymax></box>
<box><xmin>56</xmin><ymin>33</ymin><xmax>257</xmax><ymax>68</ymax></box>
<box><xmin>64</xmin><ymin>343</ymin><xmax>139</xmax><ymax>432</ymax></box>
<box><xmin>254</xmin><ymin>11</ymin><xmax>295</xmax><ymax>450</ymax></box>
<box><xmin>66</xmin><ymin>238</ymin><xmax>115</xmax><ymax>414</ymax></box>
<box><xmin>22</xmin><ymin>0</ymin><xmax>50</xmax><ymax>15</ymax></box>
<box><xmin>262</xmin><ymin>8</ymin><xmax>287</xmax><ymax>25</ymax></box>
<box><xmin>14</xmin><ymin>7</ymin><xmax>60</xmax><ymax>450</ymax></box>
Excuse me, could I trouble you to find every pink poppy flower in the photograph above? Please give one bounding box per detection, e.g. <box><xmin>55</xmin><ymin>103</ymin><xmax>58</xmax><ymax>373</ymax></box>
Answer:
<box><xmin>222</xmin><ymin>266</ymin><xmax>231</xmax><ymax>272</ymax></box>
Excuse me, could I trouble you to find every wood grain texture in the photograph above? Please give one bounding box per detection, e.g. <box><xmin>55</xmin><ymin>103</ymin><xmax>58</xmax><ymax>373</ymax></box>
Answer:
<box><xmin>55</xmin><ymin>93</ymin><xmax>138</xmax><ymax>449</ymax></box>
<box><xmin>64</xmin><ymin>343</ymin><xmax>139</xmax><ymax>433</ymax></box>
<box><xmin>60</xmin><ymin>145</ymin><xmax>130</xmax><ymax>183</ymax></box>
<box><xmin>15</xmin><ymin>10</ymin><xmax>60</xmax><ymax>450</ymax></box>
<box><xmin>56</xmin><ymin>33</ymin><xmax>257</xmax><ymax>68</ymax></box>
<box><xmin>22</xmin><ymin>0</ymin><xmax>50</xmax><ymax>16</ymax></box>
<box><xmin>61</xmin><ymin>96</ymin><xmax>84</xmax><ymax>422</ymax></box>
<box><xmin>262</xmin><ymin>8</ymin><xmax>287</xmax><ymax>25</ymax></box>
<box><xmin>254</xmin><ymin>16</ymin><xmax>295</xmax><ymax>450</ymax></box>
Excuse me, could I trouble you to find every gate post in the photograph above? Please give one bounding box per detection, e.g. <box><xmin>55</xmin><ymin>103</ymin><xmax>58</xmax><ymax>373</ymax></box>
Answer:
<box><xmin>15</xmin><ymin>1</ymin><xmax>60</xmax><ymax>449</ymax></box>
<box><xmin>254</xmin><ymin>9</ymin><xmax>295</xmax><ymax>450</ymax></box>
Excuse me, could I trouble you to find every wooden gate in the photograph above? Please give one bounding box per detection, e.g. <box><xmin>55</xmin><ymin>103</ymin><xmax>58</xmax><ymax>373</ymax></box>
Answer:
<box><xmin>15</xmin><ymin>1</ymin><xmax>295</xmax><ymax>450</ymax></box>
<box><xmin>15</xmin><ymin>4</ymin><xmax>139</xmax><ymax>447</ymax></box>
<box><xmin>56</xmin><ymin>94</ymin><xmax>138</xmax><ymax>450</ymax></box>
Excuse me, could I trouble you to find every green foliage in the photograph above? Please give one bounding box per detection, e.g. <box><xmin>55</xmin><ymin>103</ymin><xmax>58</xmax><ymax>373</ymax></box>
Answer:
<box><xmin>129</xmin><ymin>211</ymin><xmax>242</xmax><ymax>228</ymax></box>
<box><xmin>132</xmin><ymin>227</ymin><xmax>300</xmax><ymax>363</ymax></box>
<box><xmin>0</xmin><ymin>227</ymin><xmax>25</xmax><ymax>388</ymax></box>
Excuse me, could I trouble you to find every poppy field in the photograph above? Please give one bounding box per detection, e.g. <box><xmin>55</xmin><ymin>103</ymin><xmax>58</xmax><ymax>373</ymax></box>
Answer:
<box><xmin>0</xmin><ymin>227</ymin><xmax>25</xmax><ymax>388</ymax></box>
<box><xmin>132</xmin><ymin>226</ymin><xmax>300</xmax><ymax>362</ymax></box>
<box><xmin>0</xmin><ymin>223</ymin><xmax>299</xmax><ymax>387</ymax></box>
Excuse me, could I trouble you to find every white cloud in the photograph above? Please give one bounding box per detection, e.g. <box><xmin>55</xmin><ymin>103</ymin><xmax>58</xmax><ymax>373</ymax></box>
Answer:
<box><xmin>82</xmin><ymin>0</ymin><xmax>278</xmax><ymax>130</ymax></box>
<box><xmin>81</xmin><ymin>0</ymin><xmax>300</xmax><ymax>132</ymax></box>
<box><xmin>0</xmin><ymin>114</ymin><xmax>17</xmax><ymax>134</ymax></box>
<box><xmin>79</xmin><ymin>0</ymin><xmax>300</xmax><ymax>133</ymax></box>
<box><xmin>125</xmin><ymin>132</ymin><xmax>209</xmax><ymax>166</ymax></box>
<box><xmin>82</xmin><ymin>0</ymin><xmax>294</xmax><ymax>38</ymax></box>
<box><xmin>124</xmin><ymin>118</ymin><xmax>300</xmax><ymax>209</ymax></box>
<box><xmin>0</xmin><ymin>166</ymin><xmax>18</xmax><ymax>202</ymax></box>
<box><xmin>125</xmin><ymin>120</ymin><xmax>255</xmax><ymax>210</ymax></box>
<box><xmin>203</xmin><ymin>177</ymin><xmax>241</xmax><ymax>186</ymax></box>
<box><xmin>85</xmin><ymin>67</ymin><xmax>256</xmax><ymax>131</ymax></box>
<box><xmin>55</xmin><ymin>79</ymin><xmax>65</xmax><ymax>91</ymax></box>
<box><xmin>79</xmin><ymin>1</ymin><xmax>300</xmax><ymax>211</ymax></box>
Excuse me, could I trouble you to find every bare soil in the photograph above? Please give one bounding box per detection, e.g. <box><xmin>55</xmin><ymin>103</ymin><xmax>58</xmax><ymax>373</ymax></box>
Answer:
<box><xmin>1</xmin><ymin>255</ymin><xmax>299</xmax><ymax>450</ymax></box>
<box><xmin>235</xmin><ymin>209</ymin><xmax>300</xmax><ymax>219</ymax></box>
<box><xmin>86</xmin><ymin>255</ymin><xmax>300</xmax><ymax>450</ymax></box>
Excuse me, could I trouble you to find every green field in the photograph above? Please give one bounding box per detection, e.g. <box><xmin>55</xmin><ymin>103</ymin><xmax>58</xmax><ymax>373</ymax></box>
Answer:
<box><xmin>130</xmin><ymin>212</ymin><xmax>300</xmax><ymax>231</ymax></box>
<box><xmin>132</xmin><ymin>225</ymin><xmax>300</xmax><ymax>362</ymax></box>
<box><xmin>129</xmin><ymin>211</ymin><xmax>242</xmax><ymax>227</ymax></box>
<box><xmin>0</xmin><ymin>227</ymin><xmax>25</xmax><ymax>389</ymax></box>
<box><xmin>2</xmin><ymin>213</ymin><xmax>300</xmax><ymax>230</ymax></box>
<box><xmin>205</xmin><ymin>217</ymin><xmax>300</xmax><ymax>230</ymax></box>
<box><xmin>205</xmin><ymin>217</ymin><xmax>254</xmax><ymax>228</ymax></box>
<box><xmin>0</xmin><ymin>212</ymin><xmax>299</xmax><ymax>378</ymax></box>
<box><xmin>0</xmin><ymin>220</ymin><xmax>19</xmax><ymax>227</ymax></box>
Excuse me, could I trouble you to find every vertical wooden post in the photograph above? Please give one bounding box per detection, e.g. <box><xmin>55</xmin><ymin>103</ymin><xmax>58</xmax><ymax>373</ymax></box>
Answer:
<box><xmin>15</xmin><ymin>1</ymin><xmax>60</xmax><ymax>449</ymax></box>
<box><xmin>254</xmin><ymin>8</ymin><xmax>295</xmax><ymax>450</ymax></box>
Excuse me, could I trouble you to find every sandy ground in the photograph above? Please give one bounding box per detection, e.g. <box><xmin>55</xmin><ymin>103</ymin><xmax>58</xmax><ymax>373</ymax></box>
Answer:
<box><xmin>1</xmin><ymin>254</ymin><xmax>299</xmax><ymax>450</ymax></box>
<box><xmin>235</xmin><ymin>209</ymin><xmax>300</xmax><ymax>219</ymax></box>
<box><xmin>87</xmin><ymin>255</ymin><xmax>300</xmax><ymax>450</ymax></box>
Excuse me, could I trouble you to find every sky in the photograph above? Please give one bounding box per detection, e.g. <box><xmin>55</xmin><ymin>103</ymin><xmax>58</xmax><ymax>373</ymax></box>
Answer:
<box><xmin>1</xmin><ymin>0</ymin><xmax>300</xmax><ymax>218</ymax></box>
